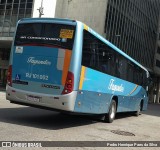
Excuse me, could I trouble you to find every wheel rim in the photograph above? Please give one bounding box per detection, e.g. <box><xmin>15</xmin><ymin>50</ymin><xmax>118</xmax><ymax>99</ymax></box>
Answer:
<box><xmin>110</xmin><ymin>104</ymin><xmax>115</xmax><ymax>119</ymax></box>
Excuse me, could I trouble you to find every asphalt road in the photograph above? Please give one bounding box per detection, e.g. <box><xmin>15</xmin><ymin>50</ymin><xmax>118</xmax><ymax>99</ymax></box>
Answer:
<box><xmin>0</xmin><ymin>91</ymin><xmax>160</xmax><ymax>150</ymax></box>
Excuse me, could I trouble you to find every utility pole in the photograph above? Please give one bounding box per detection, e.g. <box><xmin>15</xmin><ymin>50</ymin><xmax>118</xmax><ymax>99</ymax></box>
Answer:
<box><xmin>37</xmin><ymin>0</ymin><xmax>44</xmax><ymax>18</ymax></box>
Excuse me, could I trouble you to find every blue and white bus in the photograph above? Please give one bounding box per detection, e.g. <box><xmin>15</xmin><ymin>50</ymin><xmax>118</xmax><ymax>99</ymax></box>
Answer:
<box><xmin>6</xmin><ymin>18</ymin><xmax>150</xmax><ymax>123</ymax></box>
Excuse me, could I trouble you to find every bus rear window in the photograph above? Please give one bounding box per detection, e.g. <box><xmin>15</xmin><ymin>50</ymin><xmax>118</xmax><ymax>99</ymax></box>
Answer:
<box><xmin>15</xmin><ymin>23</ymin><xmax>76</xmax><ymax>50</ymax></box>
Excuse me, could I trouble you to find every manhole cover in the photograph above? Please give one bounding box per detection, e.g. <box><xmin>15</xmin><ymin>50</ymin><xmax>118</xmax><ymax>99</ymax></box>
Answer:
<box><xmin>111</xmin><ymin>130</ymin><xmax>135</xmax><ymax>136</ymax></box>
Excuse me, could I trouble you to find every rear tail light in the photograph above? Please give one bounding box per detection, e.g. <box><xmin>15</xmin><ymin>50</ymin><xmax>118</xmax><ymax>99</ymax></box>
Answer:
<box><xmin>62</xmin><ymin>71</ymin><xmax>74</xmax><ymax>95</ymax></box>
<box><xmin>7</xmin><ymin>65</ymin><xmax>12</xmax><ymax>86</ymax></box>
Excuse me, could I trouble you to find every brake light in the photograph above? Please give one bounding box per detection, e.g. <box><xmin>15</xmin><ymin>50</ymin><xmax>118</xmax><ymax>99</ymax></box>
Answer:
<box><xmin>7</xmin><ymin>65</ymin><xmax>12</xmax><ymax>86</ymax></box>
<box><xmin>62</xmin><ymin>71</ymin><xmax>74</xmax><ymax>95</ymax></box>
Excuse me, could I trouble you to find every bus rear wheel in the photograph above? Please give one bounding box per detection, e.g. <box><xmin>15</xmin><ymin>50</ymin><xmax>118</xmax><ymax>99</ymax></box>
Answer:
<box><xmin>104</xmin><ymin>100</ymin><xmax>116</xmax><ymax>123</ymax></box>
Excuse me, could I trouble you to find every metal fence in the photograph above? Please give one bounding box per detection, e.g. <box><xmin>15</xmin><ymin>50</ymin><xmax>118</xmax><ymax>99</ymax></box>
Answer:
<box><xmin>0</xmin><ymin>0</ymin><xmax>33</xmax><ymax>37</ymax></box>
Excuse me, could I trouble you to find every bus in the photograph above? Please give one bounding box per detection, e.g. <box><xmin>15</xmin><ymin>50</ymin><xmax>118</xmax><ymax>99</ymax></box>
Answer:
<box><xmin>6</xmin><ymin>18</ymin><xmax>150</xmax><ymax>123</ymax></box>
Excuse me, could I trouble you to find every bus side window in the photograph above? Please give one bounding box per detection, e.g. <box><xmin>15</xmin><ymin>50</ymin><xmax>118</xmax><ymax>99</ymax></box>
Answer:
<box><xmin>127</xmin><ymin>62</ymin><xmax>134</xmax><ymax>83</ymax></box>
<box><xmin>82</xmin><ymin>30</ymin><xmax>120</xmax><ymax>78</ymax></box>
<box><xmin>135</xmin><ymin>67</ymin><xmax>143</xmax><ymax>85</ymax></box>
<box><xmin>82</xmin><ymin>30</ymin><xmax>99</xmax><ymax>70</ymax></box>
<box><xmin>89</xmin><ymin>42</ymin><xmax>99</xmax><ymax>68</ymax></box>
<box><xmin>99</xmin><ymin>44</ymin><xmax>117</xmax><ymax>76</ymax></box>
<box><xmin>142</xmin><ymin>71</ymin><xmax>148</xmax><ymax>87</ymax></box>
<box><xmin>106</xmin><ymin>52</ymin><xmax>116</xmax><ymax>76</ymax></box>
<box><xmin>140</xmin><ymin>71</ymin><xmax>144</xmax><ymax>85</ymax></box>
<box><xmin>115</xmin><ymin>57</ymin><xmax>120</xmax><ymax>78</ymax></box>
<box><xmin>100</xmin><ymin>52</ymin><xmax>110</xmax><ymax>74</ymax></box>
<box><xmin>82</xmin><ymin>41</ymin><xmax>91</xmax><ymax>67</ymax></box>
<box><xmin>138</xmin><ymin>71</ymin><xmax>141</xmax><ymax>85</ymax></box>
<box><xmin>117</xmin><ymin>56</ymin><xmax>127</xmax><ymax>80</ymax></box>
<box><xmin>98</xmin><ymin>48</ymin><xmax>108</xmax><ymax>73</ymax></box>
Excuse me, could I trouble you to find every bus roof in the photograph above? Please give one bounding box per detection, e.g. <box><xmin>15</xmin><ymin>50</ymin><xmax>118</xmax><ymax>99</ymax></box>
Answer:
<box><xmin>18</xmin><ymin>18</ymin><xmax>77</xmax><ymax>25</ymax></box>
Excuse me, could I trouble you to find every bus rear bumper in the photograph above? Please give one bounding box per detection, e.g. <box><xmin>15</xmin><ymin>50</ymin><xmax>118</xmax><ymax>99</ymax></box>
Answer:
<box><xmin>6</xmin><ymin>85</ymin><xmax>77</xmax><ymax>112</ymax></box>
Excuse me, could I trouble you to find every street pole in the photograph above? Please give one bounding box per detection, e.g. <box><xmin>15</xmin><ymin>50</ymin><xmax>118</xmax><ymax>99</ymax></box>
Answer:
<box><xmin>37</xmin><ymin>0</ymin><xmax>44</xmax><ymax>18</ymax></box>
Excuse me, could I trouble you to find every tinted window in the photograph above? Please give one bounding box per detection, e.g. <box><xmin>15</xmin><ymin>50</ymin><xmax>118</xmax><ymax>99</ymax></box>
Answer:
<box><xmin>117</xmin><ymin>54</ymin><xmax>127</xmax><ymax>80</ymax></box>
<box><xmin>156</xmin><ymin>60</ymin><xmax>160</xmax><ymax>68</ymax></box>
<box><xmin>82</xmin><ymin>30</ymin><xmax>117</xmax><ymax>76</ymax></box>
<box><xmin>82</xmin><ymin>30</ymin><xmax>147</xmax><ymax>86</ymax></box>
<box><xmin>127</xmin><ymin>62</ymin><xmax>134</xmax><ymax>83</ymax></box>
<box><xmin>157</xmin><ymin>47</ymin><xmax>160</xmax><ymax>54</ymax></box>
<box><xmin>15</xmin><ymin>23</ymin><xmax>75</xmax><ymax>50</ymax></box>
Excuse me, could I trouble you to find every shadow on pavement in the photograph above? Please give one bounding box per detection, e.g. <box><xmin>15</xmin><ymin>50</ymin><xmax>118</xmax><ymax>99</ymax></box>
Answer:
<box><xmin>0</xmin><ymin>101</ymin><xmax>159</xmax><ymax>130</ymax></box>
<box><xmin>0</xmin><ymin>106</ymin><xmax>137</xmax><ymax>129</ymax></box>
<box><xmin>0</xmin><ymin>106</ymin><xmax>97</xmax><ymax>130</ymax></box>
<box><xmin>143</xmin><ymin>103</ymin><xmax>160</xmax><ymax>117</ymax></box>
<box><xmin>115</xmin><ymin>113</ymin><xmax>135</xmax><ymax>120</ymax></box>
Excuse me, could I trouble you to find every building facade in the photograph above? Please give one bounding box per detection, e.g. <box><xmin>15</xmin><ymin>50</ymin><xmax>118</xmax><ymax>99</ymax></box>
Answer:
<box><xmin>55</xmin><ymin>0</ymin><xmax>108</xmax><ymax>36</ymax></box>
<box><xmin>0</xmin><ymin>0</ymin><xmax>57</xmax><ymax>87</ymax></box>
<box><xmin>0</xmin><ymin>0</ymin><xmax>34</xmax><ymax>87</ymax></box>
<box><xmin>153</xmin><ymin>14</ymin><xmax>160</xmax><ymax>103</ymax></box>
<box><xmin>104</xmin><ymin>0</ymin><xmax>160</xmax><ymax>103</ymax></box>
<box><xmin>0</xmin><ymin>0</ymin><xmax>160</xmax><ymax>103</ymax></box>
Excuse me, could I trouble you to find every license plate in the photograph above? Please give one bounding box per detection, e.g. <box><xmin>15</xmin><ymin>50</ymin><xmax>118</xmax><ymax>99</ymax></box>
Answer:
<box><xmin>26</xmin><ymin>95</ymin><xmax>40</xmax><ymax>102</ymax></box>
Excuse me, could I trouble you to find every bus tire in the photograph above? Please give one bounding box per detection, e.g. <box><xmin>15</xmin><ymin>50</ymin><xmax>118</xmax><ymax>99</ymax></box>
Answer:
<box><xmin>104</xmin><ymin>100</ymin><xmax>116</xmax><ymax>123</ymax></box>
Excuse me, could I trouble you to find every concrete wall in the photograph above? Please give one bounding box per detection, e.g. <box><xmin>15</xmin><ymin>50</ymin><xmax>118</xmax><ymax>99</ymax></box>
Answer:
<box><xmin>55</xmin><ymin>0</ymin><xmax>108</xmax><ymax>36</ymax></box>
<box><xmin>32</xmin><ymin>0</ymin><xmax>108</xmax><ymax>36</ymax></box>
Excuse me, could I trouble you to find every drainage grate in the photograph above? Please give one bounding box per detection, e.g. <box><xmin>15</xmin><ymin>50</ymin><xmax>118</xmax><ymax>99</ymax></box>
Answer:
<box><xmin>111</xmin><ymin>130</ymin><xmax>135</xmax><ymax>136</ymax></box>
